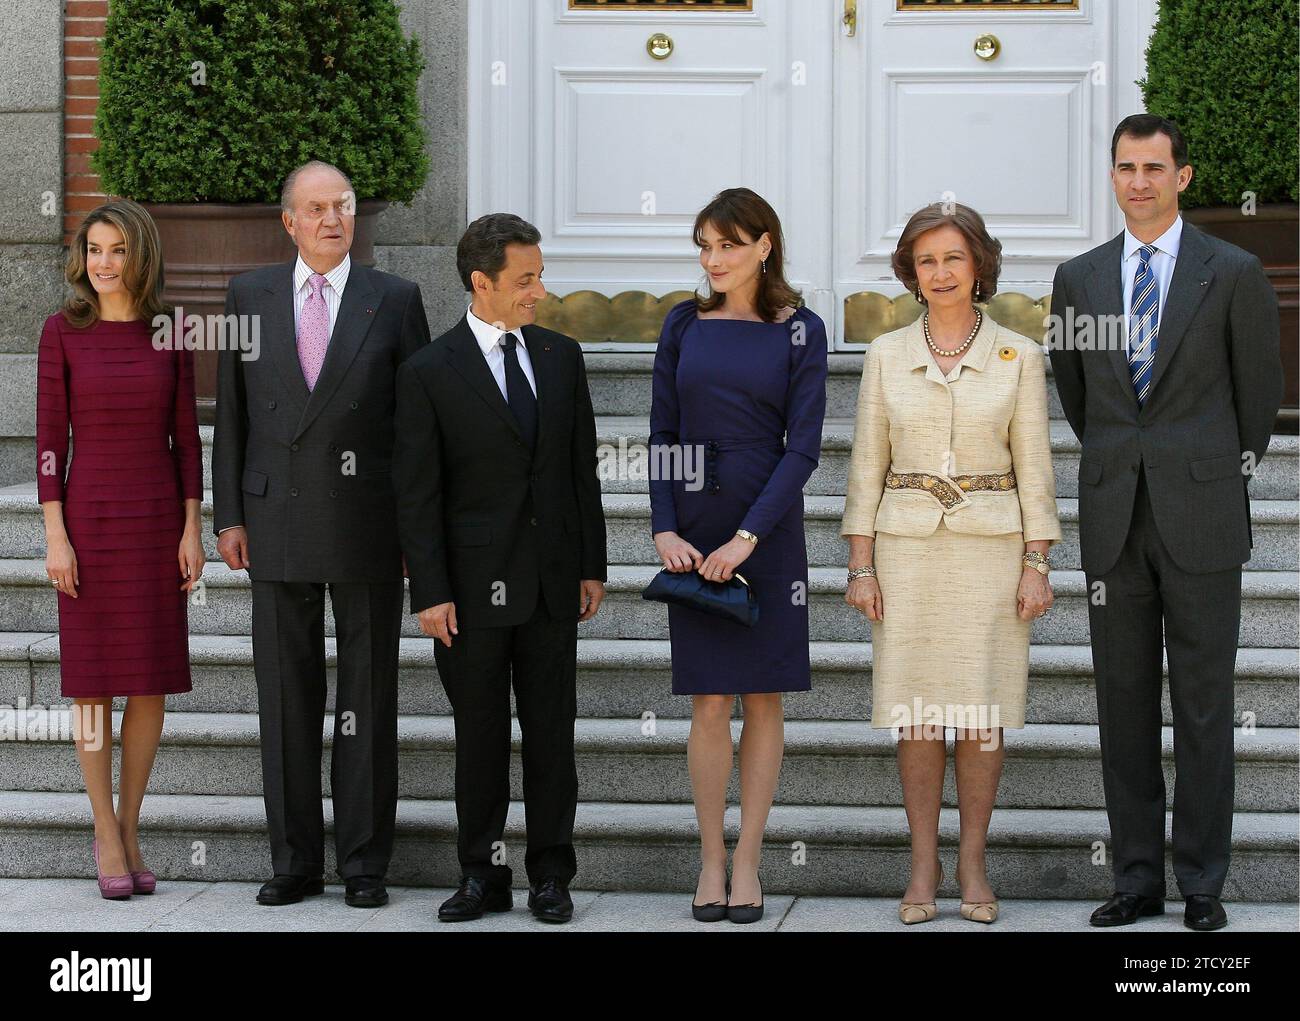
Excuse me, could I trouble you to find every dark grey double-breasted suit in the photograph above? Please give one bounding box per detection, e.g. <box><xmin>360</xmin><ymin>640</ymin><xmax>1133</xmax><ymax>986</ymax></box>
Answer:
<box><xmin>213</xmin><ymin>260</ymin><xmax>430</xmax><ymax>879</ymax></box>
<box><xmin>1050</xmin><ymin>221</ymin><xmax>1282</xmax><ymax>899</ymax></box>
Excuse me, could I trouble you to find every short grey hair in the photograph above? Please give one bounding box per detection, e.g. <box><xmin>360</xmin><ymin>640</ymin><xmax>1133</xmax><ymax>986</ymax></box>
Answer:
<box><xmin>280</xmin><ymin>160</ymin><xmax>355</xmax><ymax>215</ymax></box>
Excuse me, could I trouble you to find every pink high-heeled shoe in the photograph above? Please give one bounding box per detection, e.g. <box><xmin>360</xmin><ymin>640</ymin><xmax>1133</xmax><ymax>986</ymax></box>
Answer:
<box><xmin>130</xmin><ymin>869</ymin><xmax>157</xmax><ymax>895</ymax></box>
<box><xmin>92</xmin><ymin>839</ymin><xmax>133</xmax><ymax>900</ymax></box>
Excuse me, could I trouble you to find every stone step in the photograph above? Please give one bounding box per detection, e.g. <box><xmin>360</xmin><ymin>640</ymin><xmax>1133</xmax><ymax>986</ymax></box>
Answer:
<box><xmin>2</xmin><ymin>710</ymin><xmax>1293</xmax><ymax>812</ymax></box>
<box><xmin>4</xmin><ymin>632</ymin><xmax>1295</xmax><ymax>727</ymax></box>
<box><xmin>585</xmin><ymin>351</ymin><xmax>1069</xmax><ymax>420</ymax></box>
<box><xmin>3</xmin><ymin>482</ymin><xmax>1295</xmax><ymax>571</ymax></box>
<box><xmin>103</xmin><ymin>423</ymin><xmax>1296</xmax><ymax>502</ymax></box>
<box><xmin>0</xmin><ymin>790</ymin><xmax>1293</xmax><ymax>900</ymax></box>
<box><xmin>0</xmin><ymin>559</ymin><xmax>1293</xmax><ymax>648</ymax></box>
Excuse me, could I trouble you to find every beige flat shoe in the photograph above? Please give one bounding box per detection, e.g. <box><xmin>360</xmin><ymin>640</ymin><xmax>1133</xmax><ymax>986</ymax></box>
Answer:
<box><xmin>898</xmin><ymin>862</ymin><xmax>943</xmax><ymax>925</ymax></box>
<box><xmin>960</xmin><ymin>900</ymin><xmax>999</xmax><ymax>924</ymax></box>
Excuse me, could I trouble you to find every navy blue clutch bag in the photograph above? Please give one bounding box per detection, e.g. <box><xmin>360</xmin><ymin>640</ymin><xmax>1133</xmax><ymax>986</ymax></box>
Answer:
<box><xmin>641</xmin><ymin>569</ymin><xmax>759</xmax><ymax>628</ymax></box>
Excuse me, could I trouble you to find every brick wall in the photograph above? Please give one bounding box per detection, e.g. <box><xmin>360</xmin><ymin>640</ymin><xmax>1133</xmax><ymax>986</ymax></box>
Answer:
<box><xmin>63</xmin><ymin>0</ymin><xmax>109</xmax><ymax>245</ymax></box>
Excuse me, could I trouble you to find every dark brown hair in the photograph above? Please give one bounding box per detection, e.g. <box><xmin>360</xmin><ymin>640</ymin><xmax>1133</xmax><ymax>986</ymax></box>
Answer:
<box><xmin>456</xmin><ymin>212</ymin><xmax>542</xmax><ymax>291</ymax></box>
<box><xmin>892</xmin><ymin>202</ymin><xmax>1002</xmax><ymax>304</ymax></box>
<box><xmin>1111</xmin><ymin>113</ymin><xmax>1189</xmax><ymax>169</ymax></box>
<box><xmin>62</xmin><ymin>199</ymin><xmax>169</xmax><ymax>328</ymax></box>
<box><xmin>692</xmin><ymin>188</ymin><xmax>801</xmax><ymax>321</ymax></box>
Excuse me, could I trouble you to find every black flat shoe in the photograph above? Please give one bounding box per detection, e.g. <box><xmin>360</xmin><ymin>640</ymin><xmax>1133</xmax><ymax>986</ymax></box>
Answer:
<box><xmin>528</xmin><ymin>876</ymin><xmax>574</xmax><ymax>923</ymax></box>
<box><xmin>1184</xmin><ymin>894</ymin><xmax>1228</xmax><ymax>931</ymax></box>
<box><xmin>727</xmin><ymin>875</ymin><xmax>763</xmax><ymax>924</ymax></box>
<box><xmin>438</xmin><ymin>876</ymin><xmax>512</xmax><ymax>921</ymax></box>
<box><xmin>692</xmin><ymin>878</ymin><xmax>730</xmax><ymax>923</ymax></box>
<box><xmin>1089</xmin><ymin>892</ymin><xmax>1164</xmax><ymax>927</ymax></box>
<box><xmin>256</xmin><ymin>873</ymin><xmax>325</xmax><ymax>906</ymax></box>
<box><xmin>344</xmin><ymin>874</ymin><xmax>389</xmax><ymax>908</ymax></box>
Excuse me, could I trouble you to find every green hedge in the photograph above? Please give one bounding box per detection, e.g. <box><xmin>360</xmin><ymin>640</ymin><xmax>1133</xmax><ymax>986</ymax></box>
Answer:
<box><xmin>92</xmin><ymin>0</ymin><xmax>429</xmax><ymax>204</ymax></box>
<box><xmin>1141</xmin><ymin>0</ymin><xmax>1299</xmax><ymax>207</ymax></box>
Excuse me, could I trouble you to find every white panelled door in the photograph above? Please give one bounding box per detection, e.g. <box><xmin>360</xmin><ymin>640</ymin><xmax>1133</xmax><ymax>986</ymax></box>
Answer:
<box><xmin>469</xmin><ymin>0</ymin><xmax>1154</xmax><ymax>347</ymax></box>
<box><xmin>469</xmin><ymin>0</ymin><xmax>835</xmax><ymax>333</ymax></box>
<box><xmin>832</xmin><ymin>0</ymin><xmax>1152</xmax><ymax>344</ymax></box>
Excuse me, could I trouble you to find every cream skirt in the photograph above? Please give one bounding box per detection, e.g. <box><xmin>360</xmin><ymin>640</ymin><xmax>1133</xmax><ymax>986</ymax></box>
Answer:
<box><xmin>870</xmin><ymin>520</ymin><xmax>1029</xmax><ymax>729</ymax></box>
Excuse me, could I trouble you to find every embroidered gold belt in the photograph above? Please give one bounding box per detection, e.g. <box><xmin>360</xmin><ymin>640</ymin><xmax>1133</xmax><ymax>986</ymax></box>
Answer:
<box><xmin>884</xmin><ymin>467</ymin><xmax>1017</xmax><ymax>510</ymax></box>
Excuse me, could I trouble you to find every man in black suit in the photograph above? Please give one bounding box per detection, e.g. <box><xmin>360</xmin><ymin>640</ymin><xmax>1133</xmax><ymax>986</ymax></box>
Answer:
<box><xmin>213</xmin><ymin>160</ymin><xmax>430</xmax><ymax>908</ymax></box>
<box><xmin>1049</xmin><ymin>116</ymin><xmax>1282</xmax><ymax>930</ymax></box>
<box><xmin>393</xmin><ymin>213</ymin><xmax>606</xmax><ymax>923</ymax></box>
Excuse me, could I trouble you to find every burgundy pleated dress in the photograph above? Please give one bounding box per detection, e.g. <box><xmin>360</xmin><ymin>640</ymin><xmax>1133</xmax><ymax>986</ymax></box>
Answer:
<box><xmin>35</xmin><ymin>312</ymin><xmax>203</xmax><ymax>697</ymax></box>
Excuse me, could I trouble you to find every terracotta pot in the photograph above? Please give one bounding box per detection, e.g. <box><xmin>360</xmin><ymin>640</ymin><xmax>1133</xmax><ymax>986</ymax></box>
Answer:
<box><xmin>143</xmin><ymin>200</ymin><xmax>389</xmax><ymax>423</ymax></box>
<box><xmin>1185</xmin><ymin>203</ymin><xmax>1299</xmax><ymax>433</ymax></box>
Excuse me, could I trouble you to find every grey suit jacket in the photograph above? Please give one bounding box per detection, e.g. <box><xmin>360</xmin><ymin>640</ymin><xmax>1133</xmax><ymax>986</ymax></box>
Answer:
<box><xmin>1049</xmin><ymin>221</ymin><xmax>1283</xmax><ymax>576</ymax></box>
<box><xmin>212</xmin><ymin>261</ymin><xmax>431</xmax><ymax>582</ymax></box>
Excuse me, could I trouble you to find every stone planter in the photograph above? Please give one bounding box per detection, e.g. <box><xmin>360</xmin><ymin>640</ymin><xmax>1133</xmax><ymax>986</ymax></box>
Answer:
<box><xmin>143</xmin><ymin>200</ymin><xmax>389</xmax><ymax>424</ymax></box>
<box><xmin>1185</xmin><ymin>203</ymin><xmax>1299</xmax><ymax>433</ymax></box>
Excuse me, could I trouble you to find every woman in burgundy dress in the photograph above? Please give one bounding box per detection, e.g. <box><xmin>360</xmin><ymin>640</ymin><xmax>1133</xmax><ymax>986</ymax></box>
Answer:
<box><xmin>37</xmin><ymin>199</ymin><xmax>204</xmax><ymax>899</ymax></box>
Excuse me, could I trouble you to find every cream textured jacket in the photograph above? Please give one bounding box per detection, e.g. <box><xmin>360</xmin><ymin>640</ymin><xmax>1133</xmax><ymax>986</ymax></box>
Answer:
<box><xmin>841</xmin><ymin>314</ymin><xmax>1061</xmax><ymax>543</ymax></box>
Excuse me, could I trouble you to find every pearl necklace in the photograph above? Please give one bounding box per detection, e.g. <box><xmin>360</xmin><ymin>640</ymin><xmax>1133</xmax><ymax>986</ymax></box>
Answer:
<box><xmin>923</xmin><ymin>306</ymin><xmax>982</xmax><ymax>357</ymax></box>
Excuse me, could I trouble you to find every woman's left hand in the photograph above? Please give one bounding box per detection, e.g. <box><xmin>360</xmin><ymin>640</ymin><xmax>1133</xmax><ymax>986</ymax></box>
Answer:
<box><xmin>698</xmin><ymin>536</ymin><xmax>755</xmax><ymax>582</ymax></box>
<box><xmin>1017</xmin><ymin>568</ymin><xmax>1053</xmax><ymax>622</ymax></box>
<box><xmin>179</xmin><ymin>527</ymin><xmax>206</xmax><ymax>593</ymax></box>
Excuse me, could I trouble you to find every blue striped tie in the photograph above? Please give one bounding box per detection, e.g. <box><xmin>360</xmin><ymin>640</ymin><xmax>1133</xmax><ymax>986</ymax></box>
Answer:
<box><xmin>1128</xmin><ymin>244</ymin><xmax>1159</xmax><ymax>405</ymax></box>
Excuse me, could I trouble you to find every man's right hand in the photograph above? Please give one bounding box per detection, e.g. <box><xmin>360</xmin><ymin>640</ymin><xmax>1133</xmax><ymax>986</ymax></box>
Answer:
<box><xmin>418</xmin><ymin>601</ymin><xmax>458</xmax><ymax>647</ymax></box>
<box><xmin>217</xmin><ymin>526</ymin><xmax>251</xmax><ymax>571</ymax></box>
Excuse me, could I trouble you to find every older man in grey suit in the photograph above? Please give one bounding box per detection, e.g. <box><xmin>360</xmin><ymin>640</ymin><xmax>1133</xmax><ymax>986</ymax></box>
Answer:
<box><xmin>1049</xmin><ymin>115</ymin><xmax>1283</xmax><ymax>931</ymax></box>
<box><xmin>213</xmin><ymin>160</ymin><xmax>430</xmax><ymax>907</ymax></box>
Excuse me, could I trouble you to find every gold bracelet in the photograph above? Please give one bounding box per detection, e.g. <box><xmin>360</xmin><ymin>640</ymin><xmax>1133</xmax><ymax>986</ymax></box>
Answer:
<box><xmin>735</xmin><ymin>529</ymin><xmax>758</xmax><ymax>545</ymax></box>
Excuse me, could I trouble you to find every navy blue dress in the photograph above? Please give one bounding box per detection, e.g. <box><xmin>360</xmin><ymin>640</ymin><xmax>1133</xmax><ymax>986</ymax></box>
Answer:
<box><xmin>649</xmin><ymin>300</ymin><xmax>828</xmax><ymax>694</ymax></box>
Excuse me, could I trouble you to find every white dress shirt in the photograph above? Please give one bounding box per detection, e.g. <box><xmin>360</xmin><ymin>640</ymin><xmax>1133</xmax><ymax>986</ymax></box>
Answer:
<box><xmin>465</xmin><ymin>305</ymin><xmax>537</xmax><ymax>399</ymax></box>
<box><xmin>1121</xmin><ymin>215</ymin><xmax>1182</xmax><ymax>355</ymax></box>
<box><xmin>293</xmin><ymin>252</ymin><xmax>350</xmax><ymax>338</ymax></box>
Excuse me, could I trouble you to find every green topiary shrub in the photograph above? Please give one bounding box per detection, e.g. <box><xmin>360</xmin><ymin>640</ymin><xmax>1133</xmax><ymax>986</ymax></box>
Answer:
<box><xmin>92</xmin><ymin>0</ymin><xmax>429</xmax><ymax>204</ymax></box>
<box><xmin>1140</xmin><ymin>0</ymin><xmax>1299</xmax><ymax>208</ymax></box>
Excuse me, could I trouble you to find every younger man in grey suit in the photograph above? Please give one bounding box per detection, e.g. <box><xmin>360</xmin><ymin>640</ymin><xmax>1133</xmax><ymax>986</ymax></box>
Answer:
<box><xmin>213</xmin><ymin>161</ymin><xmax>430</xmax><ymax>907</ymax></box>
<box><xmin>1049</xmin><ymin>115</ymin><xmax>1282</xmax><ymax>930</ymax></box>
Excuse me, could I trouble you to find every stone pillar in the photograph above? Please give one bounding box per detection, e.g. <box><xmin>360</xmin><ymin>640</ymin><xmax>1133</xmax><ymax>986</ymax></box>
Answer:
<box><xmin>0</xmin><ymin>0</ymin><xmax>67</xmax><ymax>486</ymax></box>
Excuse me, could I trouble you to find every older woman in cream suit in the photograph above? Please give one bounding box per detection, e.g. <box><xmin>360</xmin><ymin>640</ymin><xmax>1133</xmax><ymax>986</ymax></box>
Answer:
<box><xmin>842</xmin><ymin>202</ymin><xmax>1060</xmax><ymax>925</ymax></box>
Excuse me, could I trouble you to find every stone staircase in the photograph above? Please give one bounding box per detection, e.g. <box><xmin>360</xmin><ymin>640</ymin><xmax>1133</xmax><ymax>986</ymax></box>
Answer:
<box><xmin>0</xmin><ymin>352</ymin><xmax>1296</xmax><ymax>902</ymax></box>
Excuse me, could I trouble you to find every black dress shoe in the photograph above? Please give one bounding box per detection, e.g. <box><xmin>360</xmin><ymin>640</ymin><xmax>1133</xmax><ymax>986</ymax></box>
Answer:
<box><xmin>344</xmin><ymin>875</ymin><xmax>389</xmax><ymax>908</ymax></box>
<box><xmin>727</xmin><ymin>875</ymin><xmax>764</xmax><ymax>924</ymax></box>
<box><xmin>692</xmin><ymin>879</ymin><xmax>730</xmax><ymax>923</ymax></box>
<box><xmin>528</xmin><ymin>877</ymin><xmax>574</xmax><ymax>923</ymax></box>
<box><xmin>1089</xmin><ymin>892</ymin><xmax>1164</xmax><ymax>927</ymax></box>
<box><xmin>438</xmin><ymin>876</ymin><xmax>512</xmax><ymax>922</ymax></box>
<box><xmin>1184</xmin><ymin>895</ymin><xmax>1228</xmax><ymax>931</ymax></box>
<box><xmin>256</xmin><ymin>874</ymin><xmax>325</xmax><ymax>906</ymax></box>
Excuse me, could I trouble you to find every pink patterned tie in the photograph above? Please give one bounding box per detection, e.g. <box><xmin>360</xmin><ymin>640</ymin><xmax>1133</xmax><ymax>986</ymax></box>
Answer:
<box><xmin>298</xmin><ymin>272</ymin><xmax>329</xmax><ymax>391</ymax></box>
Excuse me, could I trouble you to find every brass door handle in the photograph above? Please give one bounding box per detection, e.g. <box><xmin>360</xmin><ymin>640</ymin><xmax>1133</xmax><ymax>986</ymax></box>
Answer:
<box><xmin>843</xmin><ymin>0</ymin><xmax>857</xmax><ymax>37</ymax></box>
<box><xmin>646</xmin><ymin>32</ymin><xmax>673</xmax><ymax>60</ymax></box>
<box><xmin>974</xmin><ymin>34</ymin><xmax>1001</xmax><ymax>60</ymax></box>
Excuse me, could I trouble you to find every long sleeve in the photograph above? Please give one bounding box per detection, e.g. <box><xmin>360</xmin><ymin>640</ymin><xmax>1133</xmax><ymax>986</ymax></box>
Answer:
<box><xmin>1228</xmin><ymin>253</ymin><xmax>1283</xmax><ymax>474</ymax></box>
<box><xmin>1047</xmin><ymin>263</ymin><xmax>1087</xmax><ymax>443</ymax></box>
<box><xmin>170</xmin><ymin>338</ymin><xmax>203</xmax><ymax>501</ymax></box>
<box><xmin>570</xmin><ymin>347</ymin><xmax>607</xmax><ymax>581</ymax></box>
<box><xmin>211</xmin><ymin>283</ymin><xmax>248</xmax><ymax>534</ymax></box>
<box><xmin>738</xmin><ymin>312</ymin><xmax>828</xmax><ymax>538</ymax></box>
<box><xmin>393</xmin><ymin>360</ymin><xmax>452</xmax><ymax>612</ymax></box>
<box><xmin>36</xmin><ymin>315</ymin><xmax>70</xmax><ymax>504</ymax></box>
<box><xmin>1008</xmin><ymin>342</ymin><xmax>1061</xmax><ymax>544</ymax></box>
<box><xmin>399</xmin><ymin>283</ymin><xmax>432</xmax><ymax>362</ymax></box>
<box><xmin>840</xmin><ymin>340</ymin><xmax>890</xmax><ymax>537</ymax></box>
<box><xmin>648</xmin><ymin>303</ymin><xmax>686</xmax><ymax>535</ymax></box>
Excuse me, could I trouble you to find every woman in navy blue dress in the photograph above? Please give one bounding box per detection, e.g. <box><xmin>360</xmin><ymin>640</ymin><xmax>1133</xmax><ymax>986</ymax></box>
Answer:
<box><xmin>649</xmin><ymin>188</ymin><xmax>827</xmax><ymax>922</ymax></box>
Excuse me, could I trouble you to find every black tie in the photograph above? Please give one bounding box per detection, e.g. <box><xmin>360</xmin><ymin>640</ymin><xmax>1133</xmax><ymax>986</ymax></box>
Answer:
<box><xmin>501</xmin><ymin>333</ymin><xmax>537</xmax><ymax>451</ymax></box>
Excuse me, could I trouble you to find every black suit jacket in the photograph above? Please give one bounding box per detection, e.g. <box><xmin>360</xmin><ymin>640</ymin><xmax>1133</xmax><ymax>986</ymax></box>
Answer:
<box><xmin>1049</xmin><ymin>221</ymin><xmax>1283</xmax><ymax>576</ymax></box>
<box><xmin>212</xmin><ymin>261</ymin><xmax>431</xmax><ymax>581</ymax></box>
<box><xmin>392</xmin><ymin>315</ymin><xmax>607</xmax><ymax>627</ymax></box>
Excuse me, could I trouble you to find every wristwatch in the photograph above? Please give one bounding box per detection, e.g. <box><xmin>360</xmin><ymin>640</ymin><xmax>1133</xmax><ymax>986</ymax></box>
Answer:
<box><xmin>735</xmin><ymin>529</ymin><xmax>758</xmax><ymax>545</ymax></box>
<box><xmin>1023</xmin><ymin>551</ymin><xmax>1050</xmax><ymax>576</ymax></box>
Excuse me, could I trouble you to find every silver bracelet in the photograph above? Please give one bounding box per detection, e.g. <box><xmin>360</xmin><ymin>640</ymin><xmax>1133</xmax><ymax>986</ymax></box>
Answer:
<box><xmin>847</xmin><ymin>565</ymin><xmax>876</xmax><ymax>583</ymax></box>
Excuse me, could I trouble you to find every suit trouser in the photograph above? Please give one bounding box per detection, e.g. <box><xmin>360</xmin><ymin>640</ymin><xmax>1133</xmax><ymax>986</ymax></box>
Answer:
<box><xmin>433</xmin><ymin>595</ymin><xmax>579</xmax><ymax>887</ymax></box>
<box><xmin>250</xmin><ymin>577</ymin><xmax>404</xmax><ymax>879</ymax></box>
<box><xmin>1086</xmin><ymin>466</ymin><xmax>1241</xmax><ymax>899</ymax></box>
